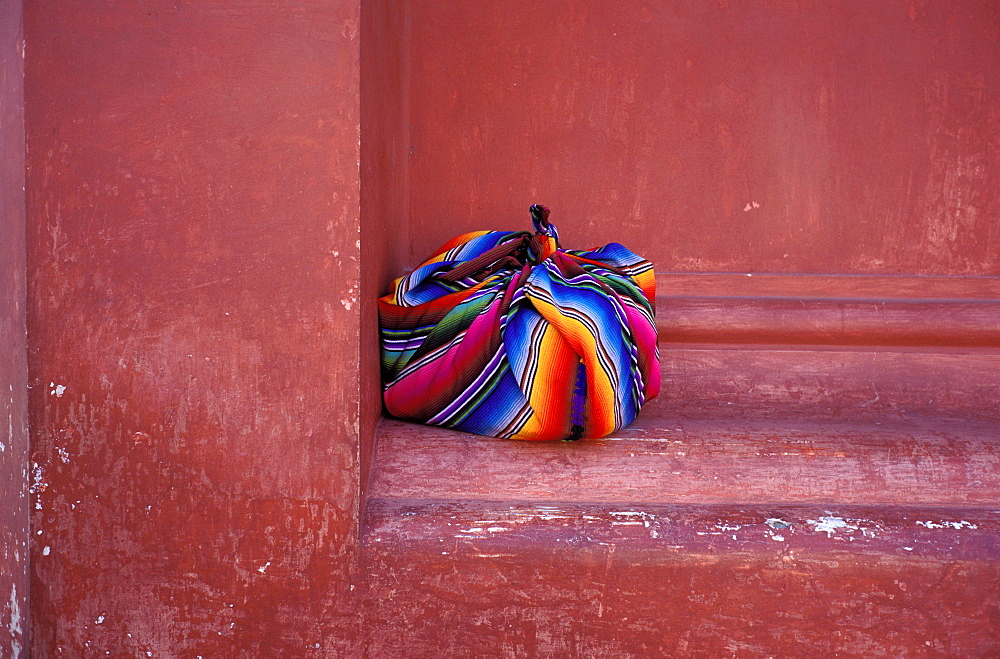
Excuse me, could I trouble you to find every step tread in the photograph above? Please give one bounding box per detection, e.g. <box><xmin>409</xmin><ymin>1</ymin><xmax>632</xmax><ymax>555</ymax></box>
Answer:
<box><xmin>372</xmin><ymin>415</ymin><xmax>1000</xmax><ymax>506</ymax></box>
<box><xmin>372</xmin><ymin>343</ymin><xmax>1000</xmax><ymax>507</ymax></box>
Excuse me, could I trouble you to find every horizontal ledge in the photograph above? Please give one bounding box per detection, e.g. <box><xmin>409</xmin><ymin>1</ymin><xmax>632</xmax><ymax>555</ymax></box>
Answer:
<box><xmin>656</xmin><ymin>272</ymin><xmax>1000</xmax><ymax>299</ymax></box>
<box><xmin>370</xmin><ymin>346</ymin><xmax>1000</xmax><ymax>509</ymax></box>
<box><xmin>655</xmin><ymin>296</ymin><xmax>1000</xmax><ymax>347</ymax></box>
<box><xmin>371</xmin><ymin>414</ymin><xmax>1000</xmax><ymax>508</ymax></box>
<box><xmin>363</xmin><ymin>499</ymin><xmax>1000</xmax><ymax>562</ymax></box>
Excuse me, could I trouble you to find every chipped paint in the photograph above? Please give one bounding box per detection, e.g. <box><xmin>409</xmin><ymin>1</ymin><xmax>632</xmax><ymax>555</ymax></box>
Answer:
<box><xmin>806</xmin><ymin>514</ymin><xmax>880</xmax><ymax>539</ymax></box>
<box><xmin>916</xmin><ymin>520</ymin><xmax>978</xmax><ymax>530</ymax></box>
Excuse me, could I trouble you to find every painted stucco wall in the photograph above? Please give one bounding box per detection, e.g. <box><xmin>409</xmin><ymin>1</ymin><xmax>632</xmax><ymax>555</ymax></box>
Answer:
<box><xmin>1</xmin><ymin>1</ymin><xmax>28</xmax><ymax>655</ymax></box>
<box><xmin>25</xmin><ymin>1</ymin><xmax>365</xmax><ymax>654</ymax></box>
<box><xmin>12</xmin><ymin>0</ymin><xmax>1000</xmax><ymax>655</ymax></box>
<box><xmin>405</xmin><ymin>1</ymin><xmax>1000</xmax><ymax>277</ymax></box>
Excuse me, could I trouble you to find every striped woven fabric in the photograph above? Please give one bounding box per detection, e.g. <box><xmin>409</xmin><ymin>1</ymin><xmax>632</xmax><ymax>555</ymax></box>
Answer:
<box><xmin>379</xmin><ymin>205</ymin><xmax>659</xmax><ymax>441</ymax></box>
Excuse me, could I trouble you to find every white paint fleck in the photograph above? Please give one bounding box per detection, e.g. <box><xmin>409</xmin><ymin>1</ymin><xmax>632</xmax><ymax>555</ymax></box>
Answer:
<box><xmin>50</xmin><ymin>384</ymin><xmax>66</xmax><ymax>397</ymax></box>
<box><xmin>903</xmin><ymin>546</ymin><xmax>914</xmax><ymax>551</ymax></box>
<box><xmin>916</xmin><ymin>520</ymin><xmax>978</xmax><ymax>530</ymax></box>
<box><xmin>42</xmin><ymin>546</ymin><xmax>50</xmax><ymax>556</ymax></box>
<box><xmin>808</xmin><ymin>515</ymin><xmax>852</xmax><ymax>537</ymax></box>
<box><xmin>95</xmin><ymin>615</ymin><xmax>105</xmax><ymax>624</ymax></box>
<box><xmin>29</xmin><ymin>462</ymin><xmax>46</xmax><ymax>494</ymax></box>
<box><xmin>9</xmin><ymin>584</ymin><xmax>23</xmax><ymax>658</ymax></box>
<box><xmin>56</xmin><ymin>446</ymin><xmax>70</xmax><ymax>464</ymax></box>
<box><xmin>257</xmin><ymin>561</ymin><xmax>271</xmax><ymax>574</ymax></box>
<box><xmin>771</xmin><ymin>534</ymin><xmax>786</xmax><ymax>542</ymax></box>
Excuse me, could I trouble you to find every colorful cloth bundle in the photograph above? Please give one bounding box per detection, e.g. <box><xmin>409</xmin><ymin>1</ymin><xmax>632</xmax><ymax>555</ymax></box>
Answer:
<box><xmin>379</xmin><ymin>205</ymin><xmax>659</xmax><ymax>441</ymax></box>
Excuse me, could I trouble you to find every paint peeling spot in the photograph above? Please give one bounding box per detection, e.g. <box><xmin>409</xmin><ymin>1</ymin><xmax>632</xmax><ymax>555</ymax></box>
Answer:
<box><xmin>9</xmin><ymin>584</ymin><xmax>23</xmax><ymax>655</ymax></box>
<box><xmin>807</xmin><ymin>515</ymin><xmax>852</xmax><ymax>537</ymax></box>
<box><xmin>257</xmin><ymin>561</ymin><xmax>271</xmax><ymax>574</ymax></box>
<box><xmin>771</xmin><ymin>534</ymin><xmax>785</xmax><ymax>542</ymax></box>
<box><xmin>30</xmin><ymin>463</ymin><xmax>46</xmax><ymax>494</ymax></box>
<box><xmin>903</xmin><ymin>546</ymin><xmax>914</xmax><ymax>551</ymax></box>
<box><xmin>56</xmin><ymin>446</ymin><xmax>70</xmax><ymax>463</ymax></box>
<box><xmin>765</xmin><ymin>518</ymin><xmax>791</xmax><ymax>530</ymax></box>
<box><xmin>42</xmin><ymin>546</ymin><xmax>50</xmax><ymax>556</ymax></box>
<box><xmin>916</xmin><ymin>520</ymin><xmax>978</xmax><ymax>530</ymax></box>
<box><xmin>50</xmin><ymin>383</ymin><xmax>66</xmax><ymax>397</ymax></box>
<box><xmin>743</xmin><ymin>201</ymin><xmax>761</xmax><ymax>212</ymax></box>
<box><xmin>95</xmin><ymin>615</ymin><xmax>105</xmax><ymax>624</ymax></box>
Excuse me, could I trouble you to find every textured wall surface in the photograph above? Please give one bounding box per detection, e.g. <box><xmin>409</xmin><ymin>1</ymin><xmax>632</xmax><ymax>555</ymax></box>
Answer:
<box><xmin>25</xmin><ymin>1</ymin><xmax>364</xmax><ymax>654</ymax></box>
<box><xmin>360</xmin><ymin>0</ymin><xmax>407</xmax><ymax>509</ymax></box>
<box><xmin>17</xmin><ymin>0</ymin><xmax>1000</xmax><ymax>655</ymax></box>
<box><xmin>405</xmin><ymin>0</ymin><xmax>1000</xmax><ymax>277</ymax></box>
<box><xmin>1</xmin><ymin>1</ymin><xmax>27</xmax><ymax>656</ymax></box>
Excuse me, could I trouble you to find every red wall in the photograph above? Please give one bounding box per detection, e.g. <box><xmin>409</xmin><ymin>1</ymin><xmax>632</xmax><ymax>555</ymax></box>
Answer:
<box><xmin>1</xmin><ymin>2</ymin><xmax>28</xmax><ymax>655</ymax></box>
<box><xmin>360</xmin><ymin>0</ymin><xmax>408</xmax><ymax>509</ymax></box>
<box><xmin>25</xmin><ymin>1</ymin><xmax>365</xmax><ymax>654</ymax></box>
<box><xmin>405</xmin><ymin>1</ymin><xmax>1000</xmax><ymax>277</ymax></box>
<box><xmin>15</xmin><ymin>0</ymin><xmax>1000</xmax><ymax>654</ymax></box>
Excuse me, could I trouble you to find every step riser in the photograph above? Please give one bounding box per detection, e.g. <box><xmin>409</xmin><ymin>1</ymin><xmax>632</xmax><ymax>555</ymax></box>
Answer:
<box><xmin>658</xmin><ymin>346</ymin><xmax>1000</xmax><ymax>421</ymax></box>
<box><xmin>373</xmin><ymin>418</ymin><xmax>1000</xmax><ymax>506</ymax></box>
<box><xmin>658</xmin><ymin>297</ymin><xmax>1000</xmax><ymax>347</ymax></box>
<box><xmin>363</xmin><ymin>502</ymin><xmax>1000</xmax><ymax>657</ymax></box>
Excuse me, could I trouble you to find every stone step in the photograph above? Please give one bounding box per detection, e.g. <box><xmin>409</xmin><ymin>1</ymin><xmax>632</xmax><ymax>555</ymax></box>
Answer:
<box><xmin>371</xmin><ymin>344</ymin><xmax>999</xmax><ymax>507</ymax></box>
<box><xmin>653</xmin><ymin>273</ymin><xmax>1000</xmax><ymax>347</ymax></box>
<box><xmin>371</xmin><ymin>415</ymin><xmax>1000</xmax><ymax>507</ymax></box>
<box><xmin>361</xmin><ymin>500</ymin><xmax>1000</xmax><ymax>657</ymax></box>
<box><xmin>365</xmin><ymin>339</ymin><xmax>1000</xmax><ymax>655</ymax></box>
